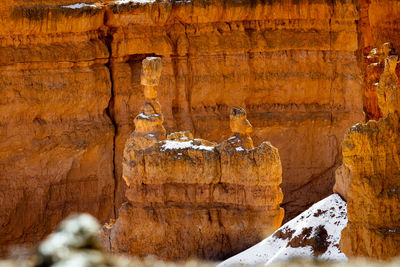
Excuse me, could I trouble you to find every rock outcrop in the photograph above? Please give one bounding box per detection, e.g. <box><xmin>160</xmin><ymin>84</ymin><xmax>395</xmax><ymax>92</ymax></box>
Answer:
<box><xmin>336</xmin><ymin>49</ymin><xmax>400</xmax><ymax>259</ymax></box>
<box><xmin>0</xmin><ymin>0</ymin><xmax>372</xmax><ymax>254</ymax></box>
<box><xmin>218</xmin><ymin>194</ymin><xmax>348</xmax><ymax>267</ymax></box>
<box><xmin>108</xmin><ymin>57</ymin><xmax>284</xmax><ymax>261</ymax></box>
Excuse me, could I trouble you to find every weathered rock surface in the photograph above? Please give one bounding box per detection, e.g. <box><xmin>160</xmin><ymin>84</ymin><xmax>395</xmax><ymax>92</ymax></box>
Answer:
<box><xmin>110</xmin><ymin>63</ymin><xmax>283</xmax><ymax>260</ymax></box>
<box><xmin>106</xmin><ymin>0</ymin><xmax>364</xmax><ymax>224</ymax></box>
<box><xmin>0</xmin><ymin>0</ymin><xmax>115</xmax><ymax>256</ymax></box>
<box><xmin>336</xmin><ymin>51</ymin><xmax>400</xmax><ymax>259</ymax></box>
<box><xmin>360</xmin><ymin>0</ymin><xmax>400</xmax><ymax>121</ymax></box>
<box><xmin>0</xmin><ymin>0</ymin><xmax>384</xmax><ymax>255</ymax></box>
<box><xmin>338</xmin><ymin>114</ymin><xmax>400</xmax><ymax>259</ymax></box>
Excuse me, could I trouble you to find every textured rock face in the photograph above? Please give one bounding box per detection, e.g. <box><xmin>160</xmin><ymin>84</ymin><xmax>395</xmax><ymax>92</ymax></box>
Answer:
<box><xmin>110</xmin><ymin>61</ymin><xmax>283</xmax><ymax>260</ymax></box>
<box><xmin>361</xmin><ymin>0</ymin><xmax>400</xmax><ymax>120</ymax></box>
<box><xmin>0</xmin><ymin>0</ymin><xmax>115</xmax><ymax>256</ymax></box>
<box><xmin>336</xmin><ymin>51</ymin><xmax>400</xmax><ymax>259</ymax></box>
<box><xmin>0</xmin><ymin>0</ymin><xmax>370</xmax><ymax>254</ymax></box>
<box><xmin>111</xmin><ymin>132</ymin><xmax>283</xmax><ymax>260</ymax></box>
<box><xmin>107</xmin><ymin>0</ymin><xmax>364</xmax><ymax>223</ymax></box>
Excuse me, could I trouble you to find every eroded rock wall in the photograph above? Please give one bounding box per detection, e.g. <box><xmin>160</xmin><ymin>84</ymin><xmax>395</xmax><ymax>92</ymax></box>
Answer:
<box><xmin>107</xmin><ymin>0</ymin><xmax>364</xmax><ymax>223</ymax></box>
<box><xmin>338</xmin><ymin>115</ymin><xmax>400</xmax><ymax>259</ymax></box>
<box><xmin>337</xmin><ymin>47</ymin><xmax>400</xmax><ymax>259</ymax></box>
<box><xmin>0</xmin><ymin>1</ymin><xmax>115</xmax><ymax>256</ymax></box>
<box><xmin>0</xmin><ymin>0</ymin><xmax>368</xmax><ymax>255</ymax></box>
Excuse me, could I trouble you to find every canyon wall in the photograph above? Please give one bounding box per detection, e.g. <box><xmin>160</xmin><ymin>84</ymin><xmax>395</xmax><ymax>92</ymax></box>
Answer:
<box><xmin>1</xmin><ymin>0</ymin><xmax>389</xmax><ymax>256</ymax></box>
<box><xmin>0</xmin><ymin>0</ymin><xmax>115</xmax><ymax>256</ymax></box>
<box><xmin>107</xmin><ymin>0</ymin><xmax>364</xmax><ymax>224</ymax></box>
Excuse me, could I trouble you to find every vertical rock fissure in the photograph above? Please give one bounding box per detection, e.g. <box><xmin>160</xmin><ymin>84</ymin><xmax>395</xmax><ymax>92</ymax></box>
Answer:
<box><xmin>102</xmin><ymin>24</ymin><xmax>118</xmax><ymax>218</ymax></box>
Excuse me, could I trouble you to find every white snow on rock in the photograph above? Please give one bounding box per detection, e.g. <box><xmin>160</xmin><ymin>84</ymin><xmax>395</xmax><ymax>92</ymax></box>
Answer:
<box><xmin>137</xmin><ymin>113</ymin><xmax>160</xmax><ymax>120</ymax></box>
<box><xmin>218</xmin><ymin>194</ymin><xmax>348</xmax><ymax>266</ymax></box>
<box><xmin>160</xmin><ymin>140</ymin><xmax>215</xmax><ymax>152</ymax></box>
<box><xmin>114</xmin><ymin>0</ymin><xmax>156</xmax><ymax>4</ymax></box>
<box><xmin>61</xmin><ymin>3</ymin><xmax>96</xmax><ymax>9</ymax></box>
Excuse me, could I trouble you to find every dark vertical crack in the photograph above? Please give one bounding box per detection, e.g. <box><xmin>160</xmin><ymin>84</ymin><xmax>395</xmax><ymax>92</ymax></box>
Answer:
<box><xmin>106</xmin><ymin>62</ymin><xmax>117</xmax><ymax>219</ymax></box>
<box><xmin>101</xmin><ymin>9</ymin><xmax>118</xmax><ymax>218</ymax></box>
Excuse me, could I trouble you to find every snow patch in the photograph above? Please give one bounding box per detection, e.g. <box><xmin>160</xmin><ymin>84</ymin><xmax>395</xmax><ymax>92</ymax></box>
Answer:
<box><xmin>137</xmin><ymin>113</ymin><xmax>160</xmax><ymax>120</ymax></box>
<box><xmin>160</xmin><ymin>140</ymin><xmax>215</xmax><ymax>151</ymax></box>
<box><xmin>115</xmin><ymin>0</ymin><xmax>156</xmax><ymax>4</ymax></box>
<box><xmin>61</xmin><ymin>3</ymin><xmax>96</xmax><ymax>9</ymax></box>
<box><xmin>218</xmin><ymin>194</ymin><xmax>348</xmax><ymax>266</ymax></box>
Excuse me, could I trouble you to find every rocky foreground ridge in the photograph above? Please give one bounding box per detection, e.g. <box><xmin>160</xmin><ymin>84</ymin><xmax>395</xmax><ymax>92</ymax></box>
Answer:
<box><xmin>2</xmin><ymin>0</ymin><xmax>400</xmax><ymax>257</ymax></box>
<box><xmin>1</xmin><ymin>213</ymin><xmax>399</xmax><ymax>267</ymax></box>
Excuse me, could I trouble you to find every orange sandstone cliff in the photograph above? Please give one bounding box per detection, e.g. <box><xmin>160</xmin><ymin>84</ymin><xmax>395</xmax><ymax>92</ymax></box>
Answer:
<box><xmin>335</xmin><ymin>50</ymin><xmax>400</xmax><ymax>259</ymax></box>
<box><xmin>6</xmin><ymin>0</ymin><xmax>400</xmax><ymax>255</ymax></box>
<box><xmin>107</xmin><ymin>57</ymin><xmax>283</xmax><ymax>260</ymax></box>
<box><xmin>0</xmin><ymin>0</ymin><xmax>115</xmax><ymax>255</ymax></box>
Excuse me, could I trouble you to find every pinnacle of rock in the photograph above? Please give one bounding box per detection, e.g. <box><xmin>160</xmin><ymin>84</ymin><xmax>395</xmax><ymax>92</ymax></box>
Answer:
<box><xmin>377</xmin><ymin>55</ymin><xmax>399</xmax><ymax>117</ymax></box>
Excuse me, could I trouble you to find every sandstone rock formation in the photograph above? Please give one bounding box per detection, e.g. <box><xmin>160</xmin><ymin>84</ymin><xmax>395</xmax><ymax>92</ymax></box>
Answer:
<box><xmin>122</xmin><ymin>57</ymin><xmax>166</xmax><ymax>186</ymax></box>
<box><xmin>336</xmin><ymin>50</ymin><xmax>400</xmax><ymax>259</ymax></box>
<box><xmin>106</xmin><ymin>0</ymin><xmax>364</xmax><ymax>224</ymax></box>
<box><xmin>0</xmin><ymin>0</ymin><xmax>377</xmax><ymax>255</ymax></box>
<box><xmin>109</xmin><ymin>58</ymin><xmax>283</xmax><ymax>260</ymax></box>
<box><xmin>363</xmin><ymin>42</ymin><xmax>396</xmax><ymax>121</ymax></box>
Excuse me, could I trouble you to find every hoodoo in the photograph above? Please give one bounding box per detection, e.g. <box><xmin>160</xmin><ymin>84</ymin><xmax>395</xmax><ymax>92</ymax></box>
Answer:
<box><xmin>336</xmin><ymin>45</ymin><xmax>400</xmax><ymax>259</ymax></box>
<box><xmin>107</xmin><ymin>57</ymin><xmax>284</xmax><ymax>261</ymax></box>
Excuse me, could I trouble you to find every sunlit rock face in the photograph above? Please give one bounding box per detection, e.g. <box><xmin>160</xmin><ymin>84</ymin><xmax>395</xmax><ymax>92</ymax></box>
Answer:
<box><xmin>0</xmin><ymin>0</ymin><xmax>371</xmax><ymax>255</ymax></box>
<box><xmin>107</xmin><ymin>57</ymin><xmax>284</xmax><ymax>261</ymax></box>
<box><xmin>0</xmin><ymin>0</ymin><xmax>114</xmax><ymax>257</ymax></box>
<box><xmin>336</xmin><ymin>48</ymin><xmax>400</xmax><ymax>259</ymax></box>
<box><xmin>106</xmin><ymin>0</ymin><xmax>364</xmax><ymax>224</ymax></box>
<box><xmin>361</xmin><ymin>0</ymin><xmax>400</xmax><ymax>121</ymax></box>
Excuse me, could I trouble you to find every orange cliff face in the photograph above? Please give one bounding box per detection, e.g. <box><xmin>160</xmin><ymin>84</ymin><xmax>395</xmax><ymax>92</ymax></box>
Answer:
<box><xmin>335</xmin><ymin>48</ymin><xmax>400</xmax><ymax>259</ymax></box>
<box><xmin>0</xmin><ymin>0</ymin><xmax>115</xmax><ymax>256</ymax></box>
<box><xmin>0</xmin><ymin>0</ymin><xmax>375</xmax><ymax>255</ymax></box>
<box><xmin>108</xmin><ymin>61</ymin><xmax>284</xmax><ymax>260</ymax></box>
<box><xmin>107</xmin><ymin>0</ymin><xmax>364</xmax><ymax>224</ymax></box>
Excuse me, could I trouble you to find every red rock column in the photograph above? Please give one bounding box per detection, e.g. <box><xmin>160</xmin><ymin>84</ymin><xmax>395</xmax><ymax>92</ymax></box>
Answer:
<box><xmin>336</xmin><ymin>47</ymin><xmax>400</xmax><ymax>259</ymax></box>
<box><xmin>108</xmin><ymin>58</ymin><xmax>284</xmax><ymax>260</ymax></box>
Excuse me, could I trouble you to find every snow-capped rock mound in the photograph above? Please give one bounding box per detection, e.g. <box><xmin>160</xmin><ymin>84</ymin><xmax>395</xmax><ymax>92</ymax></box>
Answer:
<box><xmin>218</xmin><ymin>194</ymin><xmax>348</xmax><ymax>266</ymax></box>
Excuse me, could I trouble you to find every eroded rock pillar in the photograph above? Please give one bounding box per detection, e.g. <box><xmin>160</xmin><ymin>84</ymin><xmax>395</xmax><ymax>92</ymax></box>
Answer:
<box><xmin>108</xmin><ymin>58</ymin><xmax>283</xmax><ymax>260</ymax></box>
<box><xmin>336</xmin><ymin>45</ymin><xmax>400</xmax><ymax>259</ymax></box>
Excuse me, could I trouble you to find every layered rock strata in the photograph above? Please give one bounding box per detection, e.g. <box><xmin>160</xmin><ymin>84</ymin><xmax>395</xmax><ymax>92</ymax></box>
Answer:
<box><xmin>106</xmin><ymin>0</ymin><xmax>364</xmax><ymax>223</ymax></box>
<box><xmin>0</xmin><ymin>0</ymin><xmax>368</xmax><ymax>254</ymax></box>
<box><xmin>336</xmin><ymin>52</ymin><xmax>400</xmax><ymax>259</ymax></box>
<box><xmin>108</xmin><ymin>58</ymin><xmax>283</xmax><ymax>261</ymax></box>
<box><xmin>0</xmin><ymin>0</ymin><xmax>114</xmax><ymax>256</ymax></box>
